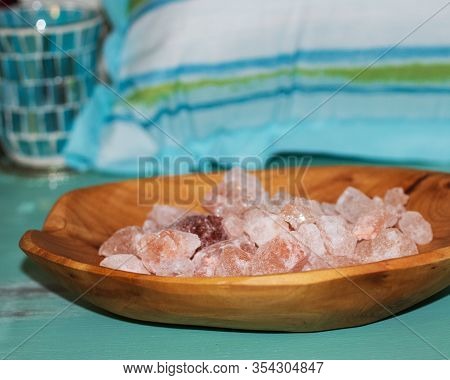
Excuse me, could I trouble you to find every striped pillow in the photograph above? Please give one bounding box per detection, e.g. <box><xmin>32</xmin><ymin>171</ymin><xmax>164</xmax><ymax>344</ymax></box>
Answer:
<box><xmin>65</xmin><ymin>0</ymin><xmax>450</xmax><ymax>174</ymax></box>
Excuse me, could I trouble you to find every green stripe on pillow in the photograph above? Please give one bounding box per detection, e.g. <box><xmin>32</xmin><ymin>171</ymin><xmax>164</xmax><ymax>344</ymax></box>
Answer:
<box><xmin>126</xmin><ymin>62</ymin><xmax>450</xmax><ymax>106</ymax></box>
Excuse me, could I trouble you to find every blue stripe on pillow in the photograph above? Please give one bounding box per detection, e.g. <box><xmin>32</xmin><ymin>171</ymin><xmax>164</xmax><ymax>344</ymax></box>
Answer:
<box><xmin>119</xmin><ymin>45</ymin><xmax>450</xmax><ymax>92</ymax></box>
<box><xmin>110</xmin><ymin>82</ymin><xmax>450</xmax><ymax>128</ymax></box>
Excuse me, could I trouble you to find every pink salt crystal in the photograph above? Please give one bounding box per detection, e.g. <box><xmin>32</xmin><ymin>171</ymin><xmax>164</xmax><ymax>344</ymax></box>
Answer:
<box><xmin>382</xmin><ymin>187</ymin><xmax>409</xmax><ymax>226</ymax></box>
<box><xmin>372</xmin><ymin>195</ymin><xmax>400</xmax><ymax>228</ymax></box>
<box><xmin>373</xmin><ymin>196</ymin><xmax>384</xmax><ymax>207</ymax></box>
<box><xmin>202</xmin><ymin>193</ymin><xmax>231</xmax><ymax>217</ymax></box>
<box><xmin>321</xmin><ymin>202</ymin><xmax>339</xmax><ymax>216</ymax></box>
<box><xmin>215</xmin><ymin>245</ymin><xmax>252</xmax><ymax>277</ymax></box>
<box><xmin>142</xmin><ymin>219</ymin><xmax>159</xmax><ymax>232</ymax></box>
<box><xmin>383</xmin><ymin>204</ymin><xmax>401</xmax><ymax>228</ymax></box>
<box><xmin>355</xmin><ymin>228</ymin><xmax>418</xmax><ymax>263</ymax></box>
<box><xmin>316</xmin><ymin>215</ymin><xmax>357</xmax><ymax>258</ymax></box>
<box><xmin>251</xmin><ymin>235</ymin><xmax>307</xmax><ymax>275</ymax></box>
<box><xmin>384</xmin><ymin>187</ymin><xmax>409</xmax><ymax>207</ymax></box>
<box><xmin>144</xmin><ymin>204</ymin><xmax>194</xmax><ymax>231</ymax></box>
<box><xmin>193</xmin><ymin>238</ymin><xmax>255</xmax><ymax>277</ymax></box>
<box><xmin>291</xmin><ymin>223</ymin><xmax>326</xmax><ymax>257</ymax></box>
<box><xmin>352</xmin><ymin>208</ymin><xmax>386</xmax><ymax>240</ymax></box>
<box><xmin>280</xmin><ymin>198</ymin><xmax>322</xmax><ymax>230</ymax></box>
<box><xmin>170</xmin><ymin>214</ymin><xmax>228</xmax><ymax>248</ymax></box>
<box><xmin>222</xmin><ymin>214</ymin><xmax>245</xmax><ymax>238</ymax></box>
<box><xmin>242</xmin><ymin>208</ymin><xmax>288</xmax><ymax>246</ymax></box>
<box><xmin>303</xmin><ymin>253</ymin><xmax>358</xmax><ymax>271</ymax></box>
<box><xmin>202</xmin><ymin>167</ymin><xmax>268</xmax><ymax>216</ymax></box>
<box><xmin>264</xmin><ymin>191</ymin><xmax>292</xmax><ymax>213</ymax></box>
<box><xmin>223</xmin><ymin>167</ymin><xmax>266</xmax><ymax>202</ymax></box>
<box><xmin>100</xmin><ymin>254</ymin><xmax>149</xmax><ymax>274</ymax></box>
<box><xmin>98</xmin><ymin>226</ymin><xmax>143</xmax><ymax>257</ymax></box>
<box><xmin>398</xmin><ymin>211</ymin><xmax>433</xmax><ymax>245</ymax></box>
<box><xmin>336</xmin><ymin>187</ymin><xmax>375</xmax><ymax>223</ymax></box>
<box><xmin>136</xmin><ymin>230</ymin><xmax>201</xmax><ymax>276</ymax></box>
<box><xmin>192</xmin><ymin>246</ymin><xmax>220</xmax><ymax>277</ymax></box>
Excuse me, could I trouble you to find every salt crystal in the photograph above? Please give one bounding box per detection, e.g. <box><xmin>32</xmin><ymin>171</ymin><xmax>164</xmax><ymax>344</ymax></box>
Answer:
<box><xmin>280</xmin><ymin>198</ymin><xmax>322</xmax><ymax>230</ymax></box>
<box><xmin>222</xmin><ymin>214</ymin><xmax>245</xmax><ymax>238</ymax></box>
<box><xmin>202</xmin><ymin>193</ymin><xmax>231</xmax><ymax>217</ymax></box>
<box><xmin>372</xmin><ymin>196</ymin><xmax>400</xmax><ymax>228</ymax></box>
<box><xmin>355</xmin><ymin>228</ymin><xmax>418</xmax><ymax>263</ymax></box>
<box><xmin>136</xmin><ymin>230</ymin><xmax>200</xmax><ymax>276</ymax></box>
<box><xmin>336</xmin><ymin>187</ymin><xmax>375</xmax><ymax>223</ymax></box>
<box><xmin>291</xmin><ymin>223</ymin><xmax>326</xmax><ymax>257</ymax></box>
<box><xmin>193</xmin><ymin>238</ymin><xmax>255</xmax><ymax>277</ymax></box>
<box><xmin>384</xmin><ymin>187</ymin><xmax>409</xmax><ymax>207</ymax></box>
<box><xmin>144</xmin><ymin>204</ymin><xmax>194</xmax><ymax>232</ymax></box>
<box><xmin>316</xmin><ymin>215</ymin><xmax>357</xmax><ymax>257</ymax></box>
<box><xmin>321</xmin><ymin>202</ymin><xmax>338</xmax><ymax>216</ymax></box>
<box><xmin>192</xmin><ymin>245</ymin><xmax>221</xmax><ymax>277</ymax></box>
<box><xmin>398</xmin><ymin>211</ymin><xmax>433</xmax><ymax>245</ymax></box>
<box><xmin>100</xmin><ymin>254</ymin><xmax>149</xmax><ymax>274</ymax></box>
<box><xmin>383</xmin><ymin>187</ymin><xmax>409</xmax><ymax>225</ymax></box>
<box><xmin>251</xmin><ymin>235</ymin><xmax>307</xmax><ymax>275</ymax></box>
<box><xmin>303</xmin><ymin>253</ymin><xmax>358</xmax><ymax>271</ymax></box>
<box><xmin>264</xmin><ymin>191</ymin><xmax>292</xmax><ymax>213</ymax></box>
<box><xmin>223</xmin><ymin>167</ymin><xmax>266</xmax><ymax>203</ymax></box>
<box><xmin>99</xmin><ymin>226</ymin><xmax>143</xmax><ymax>257</ymax></box>
<box><xmin>215</xmin><ymin>245</ymin><xmax>252</xmax><ymax>277</ymax></box>
<box><xmin>202</xmin><ymin>167</ymin><xmax>268</xmax><ymax>216</ymax></box>
<box><xmin>170</xmin><ymin>214</ymin><xmax>228</xmax><ymax>248</ymax></box>
<box><xmin>142</xmin><ymin>219</ymin><xmax>159</xmax><ymax>233</ymax></box>
<box><xmin>243</xmin><ymin>208</ymin><xmax>288</xmax><ymax>246</ymax></box>
<box><xmin>352</xmin><ymin>208</ymin><xmax>386</xmax><ymax>240</ymax></box>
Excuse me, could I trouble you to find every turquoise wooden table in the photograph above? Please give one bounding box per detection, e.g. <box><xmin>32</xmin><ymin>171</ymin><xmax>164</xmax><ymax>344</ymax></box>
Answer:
<box><xmin>1</xmin><ymin>158</ymin><xmax>449</xmax><ymax>360</ymax></box>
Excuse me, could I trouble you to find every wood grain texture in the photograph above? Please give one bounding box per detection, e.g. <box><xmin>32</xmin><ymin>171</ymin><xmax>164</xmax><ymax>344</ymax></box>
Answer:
<box><xmin>19</xmin><ymin>166</ymin><xmax>450</xmax><ymax>332</ymax></box>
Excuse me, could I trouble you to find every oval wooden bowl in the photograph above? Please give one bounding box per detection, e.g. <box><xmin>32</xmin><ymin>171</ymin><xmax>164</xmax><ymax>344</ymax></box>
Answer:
<box><xmin>19</xmin><ymin>166</ymin><xmax>450</xmax><ymax>332</ymax></box>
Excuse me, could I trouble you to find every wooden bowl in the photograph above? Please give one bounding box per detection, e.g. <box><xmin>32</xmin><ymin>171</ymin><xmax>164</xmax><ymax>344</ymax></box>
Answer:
<box><xmin>19</xmin><ymin>166</ymin><xmax>450</xmax><ymax>332</ymax></box>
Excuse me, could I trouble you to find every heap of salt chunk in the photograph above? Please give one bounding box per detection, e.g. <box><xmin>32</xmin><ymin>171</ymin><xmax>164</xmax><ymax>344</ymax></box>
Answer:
<box><xmin>99</xmin><ymin>168</ymin><xmax>433</xmax><ymax>277</ymax></box>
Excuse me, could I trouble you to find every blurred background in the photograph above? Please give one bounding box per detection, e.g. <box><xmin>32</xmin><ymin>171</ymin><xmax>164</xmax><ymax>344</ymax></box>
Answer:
<box><xmin>0</xmin><ymin>0</ymin><xmax>449</xmax><ymax>177</ymax></box>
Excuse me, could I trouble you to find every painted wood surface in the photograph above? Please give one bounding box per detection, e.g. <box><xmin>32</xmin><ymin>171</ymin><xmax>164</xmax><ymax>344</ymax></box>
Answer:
<box><xmin>1</xmin><ymin>160</ymin><xmax>449</xmax><ymax>359</ymax></box>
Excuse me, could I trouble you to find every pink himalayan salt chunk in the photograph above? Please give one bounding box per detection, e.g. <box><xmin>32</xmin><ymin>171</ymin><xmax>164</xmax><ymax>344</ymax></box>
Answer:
<box><xmin>170</xmin><ymin>214</ymin><xmax>228</xmax><ymax>248</ymax></box>
<box><xmin>336</xmin><ymin>187</ymin><xmax>375</xmax><ymax>223</ymax></box>
<box><xmin>193</xmin><ymin>238</ymin><xmax>256</xmax><ymax>277</ymax></box>
<box><xmin>303</xmin><ymin>253</ymin><xmax>359</xmax><ymax>271</ymax></box>
<box><xmin>398</xmin><ymin>211</ymin><xmax>433</xmax><ymax>245</ymax></box>
<box><xmin>136</xmin><ymin>230</ymin><xmax>200</xmax><ymax>276</ymax></box>
<box><xmin>372</xmin><ymin>195</ymin><xmax>400</xmax><ymax>228</ymax></box>
<box><xmin>223</xmin><ymin>167</ymin><xmax>266</xmax><ymax>203</ymax></box>
<box><xmin>384</xmin><ymin>204</ymin><xmax>403</xmax><ymax>227</ymax></box>
<box><xmin>321</xmin><ymin>202</ymin><xmax>339</xmax><ymax>216</ymax></box>
<box><xmin>291</xmin><ymin>223</ymin><xmax>326</xmax><ymax>257</ymax></box>
<box><xmin>100</xmin><ymin>254</ymin><xmax>149</xmax><ymax>274</ymax></box>
<box><xmin>264</xmin><ymin>191</ymin><xmax>292</xmax><ymax>213</ymax></box>
<box><xmin>192</xmin><ymin>246</ymin><xmax>220</xmax><ymax>277</ymax></box>
<box><xmin>352</xmin><ymin>208</ymin><xmax>386</xmax><ymax>240</ymax></box>
<box><xmin>215</xmin><ymin>245</ymin><xmax>252</xmax><ymax>277</ymax></box>
<box><xmin>355</xmin><ymin>228</ymin><xmax>418</xmax><ymax>263</ymax></box>
<box><xmin>243</xmin><ymin>208</ymin><xmax>289</xmax><ymax>246</ymax></box>
<box><xmin>384</xmin><ymin>187</ymin><xmax>409</xmax><ymax>207</ymax></box>
<box><xmin>143</xmin><ymin>204</ymin><xmax>195</xmax><ymax>232</ymax></box>
<box><xmin>202</xmin><ymin>167</ymin><xmax>268</xmax><ymax>216</ymax></box>
<box><xmin>99</xmin><ymin>226</ymin><xmax>143</xmax><ymax>257</ymax></box>
<box><xmin>383</xmin><ymin>188</ymin><xmax>409</xmax><ymax>225</ymax></box>
<box><xmin>316</xmin><ymin>215</ymin><xmax>357</xmax><ymax>258</ymax></box>
<box><xmin>222</xmin><ymin>214</ymin><xmax>245</xmax><ymax>238</ymax></box>
<box><xmin>280</xmin><ymin>198</ymin><xmax>323</xmax><ymax>230</ymax></box>
<box><xmin>251</xmin><ymin>235</ymin><xmax>307</xmax><ymax>275</ymax></box>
